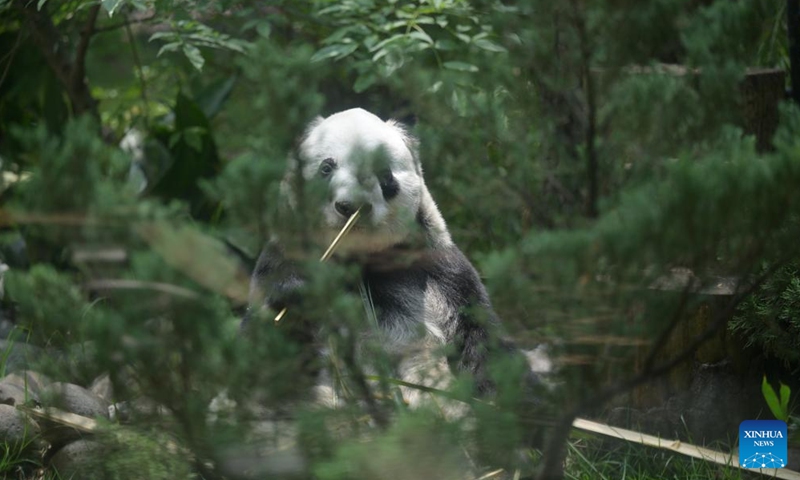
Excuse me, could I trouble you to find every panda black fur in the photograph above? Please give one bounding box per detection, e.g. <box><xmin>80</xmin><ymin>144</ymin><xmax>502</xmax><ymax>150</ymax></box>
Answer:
<box><xmin>247</xmin><ymin>108</ymin><xmax>539</xmax><ymax>401</ymax></box>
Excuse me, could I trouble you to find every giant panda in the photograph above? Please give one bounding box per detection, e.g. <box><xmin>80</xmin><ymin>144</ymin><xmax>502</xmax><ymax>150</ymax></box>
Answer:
<box><xmin>247</xmin><ymin>108</ymin><xmax>545</xmax><ymax>406</ymax></box>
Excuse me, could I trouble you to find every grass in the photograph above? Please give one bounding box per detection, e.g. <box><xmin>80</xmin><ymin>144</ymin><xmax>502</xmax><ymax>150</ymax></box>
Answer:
<box><xmin>0</xmin><ymin>329</ymin><xmax>50</xmax><ymax>480</ymax></box>
<box><xmin>564</xmin><ymin>437</ymin><xmax>764</xmax><ymax>480</ymax></box>
<box><xmin>0</xmin><ymin>436</ymin><xmax>46</xmax><ymax>480</ymax></box>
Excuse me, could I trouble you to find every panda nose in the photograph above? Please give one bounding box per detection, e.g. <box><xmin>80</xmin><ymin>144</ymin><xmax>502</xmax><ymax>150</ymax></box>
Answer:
<box><xmin>334</xmin><ymin>201</ymin><xmax>372</xmax><ymax>218</ymax></box>
<box><xmin>334</xmin><ymin>201</ymin><xmax>356</xmax><ymax>218</ymax></box>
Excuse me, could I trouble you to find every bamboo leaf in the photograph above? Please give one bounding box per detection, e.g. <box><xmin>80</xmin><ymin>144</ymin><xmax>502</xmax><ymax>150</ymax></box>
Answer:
<box><xmin>763</xmin><ymin>376</ymin><xmax>787</xmax><ymax>421</ymax></box>
<box><xmin>780</xmin><ymin>382</ymin><xmax>792</xmax><ymax>416</ymax></box>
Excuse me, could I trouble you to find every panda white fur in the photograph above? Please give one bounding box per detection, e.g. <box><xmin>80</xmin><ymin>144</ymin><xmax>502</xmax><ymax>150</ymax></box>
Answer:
<box><xmin>247</xmin><ymin>108</ymin><xmax>542</xmax><ymax>404</ymax></box>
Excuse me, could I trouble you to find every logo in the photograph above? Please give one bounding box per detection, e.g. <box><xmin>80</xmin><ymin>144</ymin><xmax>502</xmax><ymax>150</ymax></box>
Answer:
<box><xmin>739</xmin><ymin>420</ymin><xmax>787</xmax><ymax>469</ymax></box>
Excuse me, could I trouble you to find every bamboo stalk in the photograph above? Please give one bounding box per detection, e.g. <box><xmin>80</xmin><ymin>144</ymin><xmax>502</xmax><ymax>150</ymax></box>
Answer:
<box><xmin>18</xmin><ymin>405</ymin><xmax>99</xmax><ymax>432</ymax></box>
<box><xmin>572</xmin><ymin>417</ymin><xmax>800</xmax><ymax>479</ymax></box>
<box><xmin>274</xmin><ymin>207</ymin><xmax>363</xmax><ymax>323</ymax></box>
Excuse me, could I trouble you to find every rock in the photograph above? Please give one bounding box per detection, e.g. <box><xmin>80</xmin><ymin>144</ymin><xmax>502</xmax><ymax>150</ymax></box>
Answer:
<box><xmin>89</xmin><ymin>374</ymin><xmax>113</xmax><ymax>403</ymax></box>
<box><xmin>109</xmin><ymin>397</ymin><xmax>171</xmax><ymax>422</ymax></box>
<box><xmin>0</xmin><ymin>382</ymin><xmax>38</xmax><ymax>406</ymax></box>
<box><xmin>49</xmin><ymin>439</ymin><xmax>105</xmax><ymax>479</ymax></box>
<box><xmin>682</xmin><ymin>363</ymin><xmax>754</xmax><ymax>443</ymax></box>
<box><xmin>0</xmin><ymin>340</ymin><xmax>46</xmax><ymax>374</ymax></box>
<box><xmin>788</xmin><ymin>446</ymin><xmax>800</xmax><ymax>472</ymax></box>
<box><xmin>43</xmin><ymin>383</ymin><xmax>110</xmax><ymax>419</ymax></box>
<box><xmin>0</xmin><ymin>318</ymin><xmax>16</xmax><ymax>339</ymax></box>
<box><xmin>2</xmin><ymin>370</ymin><xmax>51</xmax><ymax>395</ymax></box>
<box><xmin>102</xmin><ymin>428</ymin><xmax>191</xmax><ymax>479</ymax></box>
<box><xmin>50</xmin><ymin>429</ymin><xmax>191</xmax><ymax>480</ymax></box>
<box><xmin>606</xmin><ymin>406</ymin><xmax>644</xmax><ymax>429</ymax></box>
<box><xmin>0</xmin><ymin>404</ymin><xmax>40</xmax><ymax>449</ymax></box>
<box><xmin>38</xmin><ymin>383</ymin><xmax>109</xmax><ymax>447</ymax></box>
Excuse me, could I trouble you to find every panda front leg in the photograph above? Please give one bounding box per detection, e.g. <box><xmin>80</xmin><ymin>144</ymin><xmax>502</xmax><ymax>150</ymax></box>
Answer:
<box><xmin>243</xmin><ymin>242</ymin><xmax>323</xmax><ymax>378</ymax></box>
<box><xmin>247</xmin><ymin>242</ymin><xmax>305</xmax><ymax>318</ymax></box>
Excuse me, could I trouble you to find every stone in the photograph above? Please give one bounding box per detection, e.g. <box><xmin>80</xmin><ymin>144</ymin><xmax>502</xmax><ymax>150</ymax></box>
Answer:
<box><xmin>38</xmin><ymin>382</ymin><xmax>109</xmax><ymax>447</ymax></box>
<box><xmin>0</xmin><ymin>340</ymin><xmax>46</xmax><ymax>374</ymax></box>
<box><xmin>102</xmin><ymin>428</ymin><xmax>191</xmax><ymax>479</ymax></box>
<box><xmin>0</xmin><ymin>382</ymin><xmax>38</xmax><ymax>406</ymax></box>
<box><xmin>109</xmin><ymin>397</ymin><xmax>171</xmax><ymax>422</ymax></box>
<box><xmin>0</xmin><ymin>318</ymin><xmax>16</xmax><ymax>339</ymax></box>
<box><xmin>2</xmin><ymin>370</ymin><xmax>51</xmax><ymax>395</ymax></box>
<box><xmin>49</xmin><ymin>429</ymin><xmax>191</xmax><ymax>480</ymax></box>
<box><xmin>49</xmin><ymin>439</ymin><xmax>105</xmax><ymax>480</ymax></box>
<box><xmin>43</xmin><ymin>382</ymin><xmax>110</xmax><ymax>419</ymax></box>
<box><xmin>89</xmin><ymin>374</ymin><xmax>113</xmax><ymax>403</ymax></box>
<box><xmin>0</xmin><ymin>404</ymin><xmax>40</xmax><ymax>449</ymax></box>
<box><xmin>788</xmin><ymin>446</ymin><xmax>800</xmax><ymax>472</ymax></box>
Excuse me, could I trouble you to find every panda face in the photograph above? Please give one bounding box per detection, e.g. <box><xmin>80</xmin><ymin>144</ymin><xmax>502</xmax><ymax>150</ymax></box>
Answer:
<box><xmin>294</xmin><ymin>108</ymin><xmax>423</xmax><ymax>253</ymax></box>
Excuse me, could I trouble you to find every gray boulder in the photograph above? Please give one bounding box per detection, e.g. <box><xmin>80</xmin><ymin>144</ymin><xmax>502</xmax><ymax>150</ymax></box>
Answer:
<box><xmin>0</xmin><ymin>404</ymin><xmax>40</xmax><ymax>450</ymax></box>
<box><xmin>89</xmin><ymin>374</ymin><xmax>113</xmax><ymax>404</ymax></box>
<box><xmin>43</xmin><ymin>382</ymin><xmax>110</xmax><ymax>419</ymax></box>
<box><xmin>0</xmin><ymin>340</ymin><xmax>46</xmax><ymax>374</ymax></box>
<box><xmin>39</xmin><ymin>383</ymin><xmax>110</xmax><ymax>447</ymax></box>
<box><xmin>2</xmin><ymin>370</ymin><xmax>51</xmax><ymax>396</ymax></box>
<box><xmin>0</xmin><ymin>382</ymin><xmax>38</xmax><ymax>406</ymax></box>
<box><xmin>49</xmin><ymin>439</ymin><xmax>105</xmax><ymax>480</ymax></box>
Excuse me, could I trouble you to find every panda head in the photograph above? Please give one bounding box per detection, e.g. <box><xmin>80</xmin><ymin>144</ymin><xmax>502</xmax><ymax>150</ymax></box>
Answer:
<box><xmin>285</xmin><ymin>108</ymin><xmax>425</xmax><ymax>253</ymax></box>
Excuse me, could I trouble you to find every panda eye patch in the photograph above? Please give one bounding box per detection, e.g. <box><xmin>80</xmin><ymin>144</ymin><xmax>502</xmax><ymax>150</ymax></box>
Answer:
<box><xmin>378</xmin><ymin>168</ymin><xmax>393</xmax><ymax>185</ymax></box>
<box><xmin>378</xmin><ymin>168</ymin><xmax>399</xmax><ymax>200</ymax></box>
<box><xmin>318</xmin><ymin>158</ymin><xmax>336</xmax><ymax>177</ymax></box>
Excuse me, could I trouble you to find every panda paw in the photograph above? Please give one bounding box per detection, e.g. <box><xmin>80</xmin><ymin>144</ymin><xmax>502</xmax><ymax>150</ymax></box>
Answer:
<box><xmin>267</xmin><ymin>278</ymin><xmax>306</xmax><ymax>312</ymax></box>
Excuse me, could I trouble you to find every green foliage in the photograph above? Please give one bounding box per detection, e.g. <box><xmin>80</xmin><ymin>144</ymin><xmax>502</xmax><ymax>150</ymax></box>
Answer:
<box><xmin>731</xmin><ymin>263</ymin><xmax>800</xmax><ymax>365</ymax></box>
<box><xmin>9</xmin><ymin>117</ymin><xmax>131</xmax><ymax>215</ymax></box>
<box><xmin>761</xmin><ymin>376</ymin><xmax>791</xmax><ymax>422</ymax></box>
<box><xmin>54</xmin><ymin>426</ymin><xmax>192</xmax><ymax>480</ymax></box>
<box><xmin>200</xmin><ymin>150</ymin><xmax>284</xmax><ymax>248</ymax></box>
<box><xmin>761</xmin><ymin>377</ymin><xmax>800</xmax><ymax>446</ymax></box>
<box><xmin>6</xmin><ymin>265</ymin><xmax>96</xmax><ymax>348</ymax></box>
<box><xmin>306</xmin><ymin>0</ymin><xmax>506</xmax><ymax>92</ymax></box>
<box><xmin>150</xmin><ymin>20</ymin><xmax>249</xmax><ymax>71</ymax></box>
<box><xmin>146</xmin><ymin>92</ymin><xmax>222</xmax><ymax>218</ymax></box>
<box><xmin>565</xmin><ymin>439</ymin><xmax>754</xmax><ymax>480</ymax></box>
<box><xmin>2</xmin><ymin>0</ymin><xmax>800</xmax><ymax>477</ymax></box>
<box><xmin>314</xmin><ymin>412</ymin><xmax>467</xmax><ymax>480</ymax></box>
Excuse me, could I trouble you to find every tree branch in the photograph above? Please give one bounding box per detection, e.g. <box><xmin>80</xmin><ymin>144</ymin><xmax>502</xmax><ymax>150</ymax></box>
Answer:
<box><xmin>572</xmin><ymin>0</ymin><xmax>599</xmax><ymax>219</ymax></box>
<box><xmin>72</xmin><ymin>3</ymin><xmax>101</xmax><ymax>94</ymax></box>
<box><xmin>94</xmin><ymin>13</ymin><xmax>158</xmax><ymax>33</ymax></box>
<box><xmin>125</xmin><ymin>17</ymin><xmax>150</xmax><ymax>127</ymax></box>
<box><xmin>0</xmin><ymin>30</ymin><xmax>24</xmax><ymax>92</ymax></box>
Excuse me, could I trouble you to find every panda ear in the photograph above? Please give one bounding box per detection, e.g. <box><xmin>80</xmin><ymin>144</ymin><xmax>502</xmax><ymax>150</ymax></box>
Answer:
<box><xmin>386</xmin><ymin>119</ymin><xmax>422</xmax><ymax>174</ymax></box>
<box><xmin>296</xmin><ymin>115</ymin><xmax>324</xmax><ymax>148</ymax></box>
<box><xmin>286</xmin><ymin>114</ymin><xmax>325</xmax><ymax>182</ymax></box>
